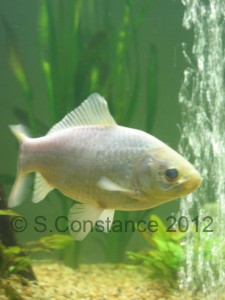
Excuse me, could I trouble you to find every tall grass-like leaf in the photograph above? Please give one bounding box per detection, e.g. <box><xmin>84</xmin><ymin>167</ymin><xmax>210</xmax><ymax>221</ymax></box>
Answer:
<box><xmin>112</xmin><ymin>4</ymin><xmax>131</xmax><ymax>121</ymax></box>
<box><xmin>39</xmin><ymin>0</ymin><xmax>55</xmax><ymax>124</ymax></box>
<box><xmin>39</xmin><ymin>0</ymin><xmax>83</xmax><ymax>122</ymax></box>
<box><xmin>3</xmin><ymin>23</ymin><xmax>28</xmax><ymax>95</ymax></box>
<box><xmin>146</xmin><ymin>45</ymin><xmax>157</xmax><ymax>133</ymax></box>
<box><xmin>3</xmin><ymin>19</ymin><xmax>36</xmax><ymax>133</ymax></box>
<box><xmin>42</xmin><ymin>60</ymin><xmax>55</xmax><ymax>123</ymax></box>
<box><xmin>39</xmin><ymin>0</ymin><xmax>58</xmax><ymax>123</ymax></box>
<box><xmin>5</xmin><ymin>0</ymin><xmax>158</xmax><ymax>267</ymax></box>
<box><xmin>123</xmin><ymin>1</ymin><xmax>140</xmax><ymax>126</ymax></box>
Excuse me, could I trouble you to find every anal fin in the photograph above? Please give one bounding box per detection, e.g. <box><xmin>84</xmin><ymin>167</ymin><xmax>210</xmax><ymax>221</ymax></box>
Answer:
<box><xmin>68</xmin><ymin>203</ymin><xmax>115</xmax><ymax>240</ymax></box>
<box><xmin>32</xmin><ymin>173</ymin><xmax>54</xmax><ymax>203</ymax></box>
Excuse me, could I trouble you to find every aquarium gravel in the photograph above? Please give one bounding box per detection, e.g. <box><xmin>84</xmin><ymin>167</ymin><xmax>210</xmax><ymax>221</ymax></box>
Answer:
<box><xmin>0</xmin><ymin>263</ymin><xmax>211</xmax><ymax>300</ymax></box>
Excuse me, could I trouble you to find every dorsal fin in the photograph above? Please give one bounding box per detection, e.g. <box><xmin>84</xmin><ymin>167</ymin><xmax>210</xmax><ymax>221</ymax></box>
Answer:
<box><xmin>47</xmin><ymin>93</ymin><xmax>116</xmax><ymax>135</ymax></box>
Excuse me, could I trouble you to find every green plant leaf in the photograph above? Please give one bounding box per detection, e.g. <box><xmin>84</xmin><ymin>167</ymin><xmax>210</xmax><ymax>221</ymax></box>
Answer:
<box><xmin>33</xmin><ymin>234</ymin><xmax>74</xmax><ymax>250</ymax></box>
<box><xmin>2</xmin><ymin>18</ymin><xmax>29</xmax><ymax>95</ymax></box>
<box><xmin>4</xmin><ymin>246</ymin><xmax>23</xmax><ymax>255</ymax></box>
<box><xmin>127</xmin><ymin>214</ymin><xmax>185</xmax><ymax>287</ymax></box>
<box><xmin>0</xmin><ymin>209</ymin><xmax>20</xmax><ymax>217</ymax></box>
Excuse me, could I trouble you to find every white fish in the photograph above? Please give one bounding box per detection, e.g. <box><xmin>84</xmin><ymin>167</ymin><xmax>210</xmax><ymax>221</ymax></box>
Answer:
<box><xmin>8</xmin><ymin>93</ymin><xmax>202</xmax><ymax>240</ymax></box>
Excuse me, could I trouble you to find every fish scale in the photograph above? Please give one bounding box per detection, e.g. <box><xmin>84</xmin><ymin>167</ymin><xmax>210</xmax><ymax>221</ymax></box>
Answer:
<box><xmin>35</xmin><ymin>126</ymin><xmax>151</xmax><ymax>208</ymax></box>
<box><xmin>8</xmin><ymin>93</ymin><xmax>201</xmax><ymax>240</ymax></box>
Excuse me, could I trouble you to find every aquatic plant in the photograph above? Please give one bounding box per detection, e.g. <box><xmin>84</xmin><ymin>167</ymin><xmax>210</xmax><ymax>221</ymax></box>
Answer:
<box><xmin>3</xmin><ymin>18</ymin><xmax>36</xmax><ymax>134</ymax></box>
<box><xmin>2</xmin><ymin>0</ymin><xmax>157</xmax><ymax>266</ymax></box>
<box><xmin>0</xmin><ymin>209</ymin><xmax>19</xmax><ymax>217</ymax></box>
<box><xmin>0</xmin><ymin>183</ymin><xmax>37</xmax><ymax>281</ymax></box>
<box><xmin>0</xmin><ymin>188</ymin><xmax>73</xmax><ymax>279</ymax></box>
<box><xmin>0</xmin><ymin>213</ymin><xmax>74</xmax><ymax>279</ymax></box>
<box><xmin>0</xmin><ymin>242</ymin><xmax>30</xmax><ymax>279</ymax></box>
<box><xmin>0</xmin><ymin>234</ymin><xmax>74</xmax><ymax>278</ymax></box>
<box><xmin>0</xmin><ymin>208</ymin><xmax>33</xmax><ymax>280</ymax></box>
<box><xmin>26</xmin><ymin>234</ymin><xmax>74</xmax><ymax>258</ymax></box>
<box><xmin>127</xmin><ymin>213</ymin><xmax>225</xmax><ymax>290</ymax></box>
<box><xmin>127</xmin><ymin>214</ymin><xmax>185</xmax><ymax>287</ymax></box>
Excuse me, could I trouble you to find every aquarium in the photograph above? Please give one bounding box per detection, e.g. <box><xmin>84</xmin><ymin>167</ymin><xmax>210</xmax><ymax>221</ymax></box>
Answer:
<box><xmin>0</xmin><ymin>0</ymin><xmax>224</xmax><ymax>299</ymax></box>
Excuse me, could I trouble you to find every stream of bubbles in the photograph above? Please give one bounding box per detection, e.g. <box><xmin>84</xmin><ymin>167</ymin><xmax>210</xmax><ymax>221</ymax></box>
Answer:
<box><xmin>178</xmin><ymin>0</ymin><xmax>225</xmax><ymax>296</ymax></box>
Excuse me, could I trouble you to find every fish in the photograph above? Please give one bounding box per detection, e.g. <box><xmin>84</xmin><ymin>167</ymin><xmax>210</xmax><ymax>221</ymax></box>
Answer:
<box><xmin>8</xmin><ymin>93</ymin><xmax>202</xmax><ymax>240</ymax></box>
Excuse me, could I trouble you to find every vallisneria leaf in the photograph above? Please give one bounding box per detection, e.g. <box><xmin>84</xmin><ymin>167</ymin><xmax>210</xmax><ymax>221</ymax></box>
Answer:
<box><xmin>3</xmin><ymin>19</ymin><xmax>29</xmax><ymax>95</ymax></box>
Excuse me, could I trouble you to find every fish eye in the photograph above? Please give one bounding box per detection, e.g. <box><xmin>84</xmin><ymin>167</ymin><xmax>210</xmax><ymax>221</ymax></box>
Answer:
<box><xmin>165</xmin><ymin>168</ymin><xmax>179</xmax><ymax>180</ymax></box>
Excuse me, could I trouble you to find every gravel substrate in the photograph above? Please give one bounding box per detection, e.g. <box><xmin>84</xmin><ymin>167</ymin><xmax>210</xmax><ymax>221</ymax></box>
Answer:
<box><xmin>0</xmin><ymin>263</ymin><xmax>222</xmax><ymax>300</ymax></box>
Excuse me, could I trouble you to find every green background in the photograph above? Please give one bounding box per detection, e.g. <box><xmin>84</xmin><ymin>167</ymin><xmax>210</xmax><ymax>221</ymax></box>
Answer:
<box><xmin>0</xmin><ymin>0</ymin><xmax>192</xmax><ymax>264</ymax></box>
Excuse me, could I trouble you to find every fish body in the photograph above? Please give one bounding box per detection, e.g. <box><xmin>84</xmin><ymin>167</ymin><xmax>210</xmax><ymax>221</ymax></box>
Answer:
<box><xmin>8</xmin><ymin>94</ymin><xmax>202</xmax><ymax>240</ymax></box>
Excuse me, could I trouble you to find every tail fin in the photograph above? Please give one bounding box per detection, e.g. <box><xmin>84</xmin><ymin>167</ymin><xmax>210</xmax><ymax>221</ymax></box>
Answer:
<box><xmin>9</xmin><ymin>124</ymin><xmax>30</xmax><ymax>142</ymax></box>
<box><xmin>8</xmin><ymin>125</ymin><xmax>30</xmax><ymax>208</ymax></box>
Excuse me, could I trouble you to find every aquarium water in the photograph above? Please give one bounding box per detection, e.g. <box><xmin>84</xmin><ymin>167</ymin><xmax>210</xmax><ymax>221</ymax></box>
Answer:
<box><xmin>178</xmin><ymin>0</ymin><xmax>225</xmax><ymax>295</ymax></box>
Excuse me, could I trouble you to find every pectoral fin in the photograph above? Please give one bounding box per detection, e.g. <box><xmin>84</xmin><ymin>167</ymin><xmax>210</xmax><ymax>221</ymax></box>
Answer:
<box><xmin>97</xmin><ymin>176</ymin><xmax>133</xmax><ymax>193</ymax></box>
<box><xmin>68</xmin><ymin>203</ymin><xmax>115</xmax><ymax>240</ymax></box>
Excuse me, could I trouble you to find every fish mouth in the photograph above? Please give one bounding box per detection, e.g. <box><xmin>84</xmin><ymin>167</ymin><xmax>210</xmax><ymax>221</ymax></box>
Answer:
<box><xmin>183</xmin><ymin>171</ymin><xmax>202</xmax><ymax>192</ymax></box>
